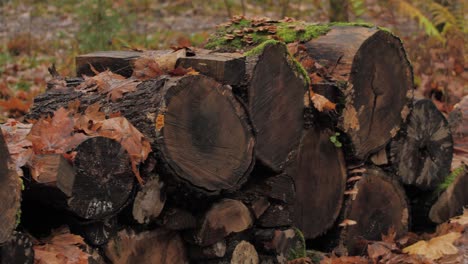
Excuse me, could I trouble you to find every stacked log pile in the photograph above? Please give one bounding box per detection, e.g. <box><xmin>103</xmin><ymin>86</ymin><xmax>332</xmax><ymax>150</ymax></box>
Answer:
<box><xmin>1</xmin><ymin>17</ymin><xmax>465</xmax><ymax>264</ymax></box>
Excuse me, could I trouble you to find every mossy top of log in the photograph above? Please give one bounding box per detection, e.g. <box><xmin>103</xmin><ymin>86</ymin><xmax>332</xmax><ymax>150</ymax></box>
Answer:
<box><xmin>205</xmin><ymin>17</ymin><xmax>381</xmax><ymax>52</ymax></box>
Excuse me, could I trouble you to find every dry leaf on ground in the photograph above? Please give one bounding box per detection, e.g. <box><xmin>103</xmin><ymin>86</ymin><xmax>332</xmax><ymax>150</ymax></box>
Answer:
<box><xmin>34</xmin><ymin>227</ymin><xmax>89</xmax><ymax>264</ymax></box>
<box><xmin>402</xmin><ymin>232</ymin><xmax>461</xmax><ymax>260</ymax></box>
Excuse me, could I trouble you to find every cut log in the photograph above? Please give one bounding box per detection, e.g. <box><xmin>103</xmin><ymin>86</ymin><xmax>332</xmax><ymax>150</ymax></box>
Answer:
<box><xmin>338</xmin><ymin>166</ymin><xmax>408</xmax><ymax>255</ymax></box>
<box><xmin>0</xmin><ymin>127</ymin><xmax>21</xmax><ymax>244</ymax></box>
<box><xmin>76</xmin><ymin>50</ymin><xmax>143</xmax><ymax>78</ymax></box>
<box><xmin>254</xmin><ymin>228</ymin><xmax>306</xmax><ymax>263</ymax></box>
<box><xmin>28</xmin><ymin>75</ymin><xmax>255</xmax><ymax>194</ymax></box>
<box><xmin>69</xmin><ymin>217</ymin><xmax>118</xmax><ymax>246</ymax></box>
<box><xmin>132</xmin><ymin>175</ymin><xmax>165</xmax><ymax>224</ymax></box>
<box><xmin>390</xmin><ymin>99</ymin><xmax>453</xmax><ymax>190</ymax></box>
<box><xmin>230</xmin><ymin>240</ymin><xmax>259</xmax><ymax>264</ymax></box>
<box><xmin>257</xmin><ymin>204</ymin><xmax>292</xmax><ymax>228</ymax></box>
<box><xmin>0</xmin><ymin>231</ymin><xmax>34</xmax><ymax>264</ymax></box>
<box><xmin>193</xmin><ymin>199</ymin><xmax>253</xmax><ymax>246</ymax></box>
<box><xmin>286</xmin><ymin>126</ymin><xmax>347</xmax><ymax>239</ymax></box>
<box><xmin>429</xmin><ymin>165</ymin><xmax>468</xmax><ymax>223</ymax></box>
<box><xmin>179</xmin><ymin>42</ymin><xmax>308</xmax><ymax>172</ymax></box>
<box><xmin>158</xmin><ymin>207</ymin><xmax>197</xmax><ymax>231</ymax></box>
<box><xmin>298</xmin><ymin>26</ymin><xmax>413</xmax><ymax>160</ymax></box>
<box><xmin>26</xmin><ymin>139</ymin><xmax>134</xmax><ymax>220</ymax></box>
<box><xmin>188</xmin><ymin>240</ymin><xmax>227</xmax><ymax>260</ymax></box>
<box><xmin>104</xmin><ymin>228</ymin><xmax>188</xmax><ymax>264</ymax></box>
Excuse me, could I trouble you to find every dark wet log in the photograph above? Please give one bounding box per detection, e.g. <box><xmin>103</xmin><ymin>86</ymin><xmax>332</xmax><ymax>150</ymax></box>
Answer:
<box><xmin>257</xmin><ymin>204</ymin><xmax>292</xmax><ymax>228</ymax></box>
<box><xmin>193</xmin><ymin>199</ymin><xmax>253</xmax><ymax>246</ymax></box>
<box><xmin>0</xmin><ymin>127</ymin><xmax>21</xmax><ymax>244</ymax></box>
<box><xmin>132</xmin><ymin>175</ymin><xmax>165</xmax><ymax>224</ymax></box>
<box><xmin>28</xmin><ymin>75</ymin><xmax>255</xmax><ymax>195</ymax></box>
<box><xmin>390</xmin><ymin>99</ymin><xmax>453</xmax><ymax>190</ymax></box>
<box><xmin>104</xmin><ymin>228</ymin><xmax>188</xmax><ymax>264</ymax></box>
<box><xmin>0</xmin><ymin>231</ymin><xmax>34</xmax><ymax>264</ymax></box>
<box><xmin>338</xmin><ymin>166</ymin><xmax>408</xmax><ymax>255</ymax></box>
<box><xmin>158</xmin><ymin>207</ymin><xmax>197</xmax><ymax>230</ymax></box>
<box><xmin>298</xmin><ymin>26</ymin><xmax>413</xmax><ymax>160</ymax></box>
<box><xmin>76</xmin><ymin>50</ymin><xmax>143</xmax><ymax>77</ymax></box>
<box><xmin>69</xmin><ymin>217</ymin><xmax>119</xmax><ymax>247</ymax></box>
<box><xmin>181</xmin><ymin>42</ymin><xmax>308</xmax><ymax>172</ymax></box>
<box><xmin>286</xmin><ymin>127</ymin><xmax>347</xmax><ymax>239</ymax></box>
<box><xmin>430</xmin><ymin>165</ymin><xmax>468</xmax><ymax>223</ymax></box>
<box><xmin>188</xmin><ymin>240</ymin><xmax>227</xmax><ymax>260</ymax></box>
<box><xmin>177</xmin><ymin>52</ymin><xmax>245</xmax><ymax>85</ymax></box>
<box><xmin>254</xmin><ymin>228</ymin><xmax>305</xmax><ymax>263</ymax></box>
<box><xmin>243</xmin><ymin>173</ymin><xmax>295</xmax><ymax>204</ymax></box>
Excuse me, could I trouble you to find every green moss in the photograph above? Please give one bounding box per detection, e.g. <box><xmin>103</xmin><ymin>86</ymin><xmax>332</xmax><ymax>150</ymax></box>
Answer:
<box><xmin>329</xmin><ymin>21</ymin><xmax>375</xmax><ymax>28</ymax></box>
<box><xmin>243</xmin><ymin>39</ymin><xmax>282</xmax><ymax>57</ymax></box>
<box><xmin>435</xmin><ymin>166</ymin><xmax>466</xmax><ymax>195</ymax></box>
<box><xmin>288</xmin><ymin>227</ymin><xmax>307</xmax><ymax>260</ymax></box>
<box><xmin>290</xmin><ymin>56</ymin><xmax>310</xmax><ymax>84</ymax></box>
<box><xmin>15</xmin><ymin>208</ymin><xmax>21</xmax><ymax>228</ymax></box>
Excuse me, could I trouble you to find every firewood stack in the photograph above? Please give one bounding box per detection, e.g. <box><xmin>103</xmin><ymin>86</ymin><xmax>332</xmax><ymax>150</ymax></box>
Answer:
<box><xmin>1</xmin><ymin>17</ymin><xmax>464</xmax><ymax>264</ymax></box>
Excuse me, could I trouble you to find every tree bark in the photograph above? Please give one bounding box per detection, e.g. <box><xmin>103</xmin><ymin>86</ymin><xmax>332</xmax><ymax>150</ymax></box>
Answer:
<box><xmin>390</xmin><ymin>99</ymin><xmax>453</xmax><ymax>190</ymax></box>
<box><xmin>297</xmin><ymin>26</ymin><xmax>414</xmax><ymax>161</ymax></box>
<box><xmin>286</xmin><ymin>126</ymin><xmax>347</xmax><ymax>240</ymax></box>
<box><xmin>329</xmin><ymin>0</ymin><xmax>349</xmax><ymax>22</ymax></box>
<box><xmin>27</xmin><ymin>75</ymin><xmax>255</xmax><ymax>195</ymax></box>
<box><xmin>0</xmin><ymin>127</ymin><xmax>21</xmax><ymax>244</ymax></box>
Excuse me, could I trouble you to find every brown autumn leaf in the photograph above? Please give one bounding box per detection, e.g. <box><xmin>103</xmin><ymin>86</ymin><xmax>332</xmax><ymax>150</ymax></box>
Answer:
<box><xmin>169</xmin><ymin>66</ymin><xmax>199</xmax><ymax>77</ymax></box>
<box><xmin>76</xmin><ymin>71</ymin><xmax>140</xmax><ymax>102</ymax></box>
<box><xmin>0</xmin><ymin>119</ymin><xmax>33</xmax><ymax>176</ymax></box>
<box><xmin>310</xmin><ymin>91</ymin><xmax>336</xmax><ymax>112</ymax></box>
<box><xmin>34</xmin><ymin>227</ymin><xmax>89</xmax><ymax>264</ymax></box>
<box><xmin>0</xmin><ymin>96</ymin><xmax>31</xmax><ymax>114</ymax></box>
<box><xmin>27</xmin><ymin>107</ymin><xmax>88</xmax><ymax>156</ymax></box>
<box><xmin>74</xmin><ymin>104</ymin><xmax>152</xmax><ymax>184</ymax></box>
<box><xmin>133</xmin><ymin>49</ymin><xmax>186</xmax><ymax>81</ymax></box>
<box><xmin>288</xmin><ymin>257</ymin><xmax>312</xmax><ymax>264</ymax></box>
<box><xmin>320</xmin><ymin>255</ymin><xmax>369</xmax><ymax>264</ymax></box>
<box><xmin>402</xmin><ymin>232</ymin><xmax>461</xmax><ymax>260</ymax></box>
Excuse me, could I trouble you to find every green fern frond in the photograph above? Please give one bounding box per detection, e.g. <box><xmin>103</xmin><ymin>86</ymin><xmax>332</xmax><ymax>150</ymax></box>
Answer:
<box><xmin>428</xmin><ymin>2</ymin><xmax>458</xmax><ymax>31</ymax></box>
<box><xmin>391</xmin><ymin>0</ymin><xmax>444</xmax><ymax>41</ymax></box>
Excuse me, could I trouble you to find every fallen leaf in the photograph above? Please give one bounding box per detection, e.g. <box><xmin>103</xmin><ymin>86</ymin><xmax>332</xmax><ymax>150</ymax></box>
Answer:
<box><xmin>27</xmin><ymin>107</ymin><xmax>88</xmax><ymax>156</ymax></box>
<box><xmin>0</xmin><ymin>119</ymin><xmax>33</xmax><ymax>176</ymax></box>
<box><xmin>402</xmin><ymin>232</ymin><xmax>461</xmax><ymax>260</ymax></box>
<box><xmin>310</xmin><ymin>90</ymin><xmax>336</xmax><ymax>112</ymax></box>
<box><xmin>34</xmin><ymin>227</ymin><xmax>89</xmax><ymax>264</ymax></box>
<box><xmin>76</xmin><ymin>71</ymin><xmax>140</xmax><ymax>101</ymax></box>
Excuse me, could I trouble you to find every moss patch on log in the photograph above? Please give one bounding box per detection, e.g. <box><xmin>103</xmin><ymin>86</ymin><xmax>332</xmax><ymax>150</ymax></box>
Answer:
<box><xmin>435</xmin><ymin>165</ymin><xmax>466</xmax><ymax>195</ymax></box>
<box><xmin>205</xmin><ymin>18</ymin><xmax>393</xmax><ymax>52</ymax></box>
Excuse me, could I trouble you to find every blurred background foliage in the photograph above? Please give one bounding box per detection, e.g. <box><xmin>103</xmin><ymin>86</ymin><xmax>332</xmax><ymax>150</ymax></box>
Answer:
<box><xmin>0</xmin><ymin>0</ymin><xmax>466</xmax><ymax>120</ymax></box>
